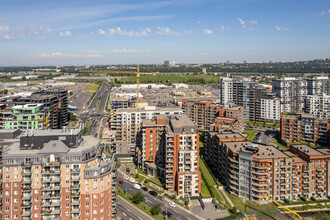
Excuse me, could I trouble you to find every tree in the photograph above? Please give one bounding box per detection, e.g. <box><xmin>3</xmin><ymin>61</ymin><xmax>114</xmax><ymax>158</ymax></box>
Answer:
<box><xmin>144</xmin><ymin>179</ymin><xmax>149</xmax><ymax>183</ymax></box>
<box><xmin>126</xmin><ymin>168</ymin><xmax>130</xmax><ymax>173</ymax></box>
<box><xmin>150</xmin><ymin>204</ymin><xmax>161</xmax><ymax>215</ymax></box>
<box><xmin>132</xmin><ymin>192</ymin><xmax>144</xmax><ymax>204</ymax></box>
<box><xmin>135</xmin><ymin>173</ymin><xmax>139</xmax><ymax>178</ymax></box>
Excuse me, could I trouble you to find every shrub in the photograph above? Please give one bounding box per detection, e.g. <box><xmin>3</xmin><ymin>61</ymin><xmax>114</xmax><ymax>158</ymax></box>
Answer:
<box><xmin>311</xmin><ymin>197</ymin><xmax>317</xmax><ymax>202</ymax></box>
<box><xmin>301</xmin><ymin>197</ymin><xmax>307</xmax><ymax>202</ymax></box>
<box><xmin>284</xmin><ymin>198</ymin><xmax>290</xmax><ymax>204</ymax></box>
<box><xmin>144</xmin><ymin>179</ymin><xmax>149</xmax><ymax>183</ymax></box>
<box><xmin>126</xmin><ymin>168</ymin><xmax>130</xmax><ymax>173</ymax></box>
<box><xmin>132</xmin><ymin>192</ymin><xmax>144</xmax><ymax>204</ymax></box>
<box><xmin>231</xmin><ymin>207</ymin><xmax>237</xmax><ymax>214</ymax></box>
<box><xmin>150</xmin><ymin>204</ymin><xmax>161</xmax><ymax>215</ymax></box>
<box><xmin>135</xmin><ymin>173</ymin><xmax>139</xmax><ymax>178</ymax></box>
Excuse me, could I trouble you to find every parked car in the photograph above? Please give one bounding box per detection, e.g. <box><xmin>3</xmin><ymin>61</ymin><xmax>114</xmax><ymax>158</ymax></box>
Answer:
<box><xmin>134</xmin><ymin>183</ymin><xmax>141</xmax><ymax>189</ymax></box>
<box><xmin>162</xmin><ymin>211</ymin><xmax>172</xmax><ymax>218</ymax></box>
<box><xmin>142</xmin><ymin>186</ymin><xmax>148</xmax><ymax>191</ymax></box>
<box><xmin>157</xmin><ymin>195</ymin><xmax>164</xmax><ymax>201</ymax></box>
<box><xmin>149</xmin><ymin>191</ymin><xmax>158</xmax><ymax>197</ymax></box>
<box><xmin>122</xmin><ymin>174</ymin><xmax>129</xmax><ymax>180</ymax></box>
<box><xmin>129</xmin><ymin>178</ymin><xmax>135</xmax><ymax>183</ymax></box>
<box><xmin>119</xmin><ymin>181</ymin><xmax>124</xmax><ymax>185</ymax></box>
<box><xmin>169</xmin><ymin>202</ymin><xmax>177</xmax><ymax>207</ymax></box>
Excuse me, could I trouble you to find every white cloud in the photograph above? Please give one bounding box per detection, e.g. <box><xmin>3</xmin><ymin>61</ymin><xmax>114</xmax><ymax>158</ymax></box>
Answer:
<box><xmin>183</xmin><ymin>30</ymin><xmax>195</xmax><ymax>35</ymax></box>
<box><xmin>320</xmin><ymin>9</ymin><xmax>330</xmax><ymax>16</ymax></box>
<box><xmin>275</xmin><ymin>25</ymin><xmax>289</xmax><ymax>31</ymax></box>
<box><xmin>237</xmin><ymin>18</ymin><xmax>246</xmax><ymax>29</ymax></box>
<box><xmin>99</xmin><ymin>27</ymin><xmax>151</xmax><ymax>37</ymax></box>
<box><xmin>59</xmin><ymin>31</ymin><xmax>72</xmax><ymax>37</ymax></box>
<box><xmin>203</xmin><ymin>29</ymin><xmax>213</xmax><ymax>35</ymax></box>
<box><xmin>249</xmin><ymin>20</ymin><xmax>258</xmax><ymax>24</ymax></box>
<box><xmin>0</xmin><ymin>25</ymin><xmax>53</xmax><ymax>39</ymax></box>
<box><xmin>110</xmin><ymin>49</ymin><xmax>151</xmax><ymax>54</ymax></box>
<box><xmin>220</xmin><ymin>25</ymin><xmax>231</xmax><ymax>32</ymax></box>
<box><xmin>38</xmin><ymin>52</ymin><xmax>102</xmax><ymax>58</ymax></box>
<box><xmin>157</xmin><ymin>27</ymin><xmax>180</xmax><ymax>36</ymax></box>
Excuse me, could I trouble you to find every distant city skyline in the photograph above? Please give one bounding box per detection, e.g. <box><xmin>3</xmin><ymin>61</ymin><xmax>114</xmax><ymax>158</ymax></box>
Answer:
<box><xmin>0</xmin><ymin>0</ymin><xmax>330</xmax><ymax>65</ymax></box>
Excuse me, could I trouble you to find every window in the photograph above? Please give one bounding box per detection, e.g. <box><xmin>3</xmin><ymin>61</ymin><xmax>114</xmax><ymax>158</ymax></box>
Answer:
<box><xmin>34</xmin><ymin>197</ymin><xmax>38</xmax><ymax>202</ymax></box>
<box><xmin>14</xmin><ymin>199</ymin><xmax>18</xmax><ymax>203</ymax></box>
<box><xmin>66</xmin><ymin>211</ymin><xmax>70</xmax><ymax>216</ymax></box>
<box><xmin>5</xmin><ymin>183</ymin><xmax>9</xmax><ymax>187</ymax></box>
<box><xmin>66</xmin><ymin>196</ymin><xmax>69</xmax><ymax>200</ymax></box>
<box><xmin>93</xmin><ymin>195</ymin><xmax>98</xmax><ymax>199</ymax></box>
<box><xmin>86</xmin><ymin>195</ymin><xmax>89</xmax><ymax>199</ymax></box>
<box><xmin>86</xmin><ymin>202</ymin><xmax>89</xmax><ymax>206</ymax></box>
<box><xmin>93</xmin><ymin>210</ymin><xmax>98</xmax><ymax>214</ymax></box>
<box><xmin>94</xmin><ymin>202</ymin><xmax>98</xmax><ymax>206</ymax></box>
<box><xmin>66</xmin><ymin>204</ymin><xmax>69</xmax><ymax>208</ymax></box>
<box><xmin>34</xmin><ymin>205</ymin><xmax>38</xmax><ymax>210</ymax></box>
<box><xmin>66</xmin><ymin>188</ymin><xmax>70</xmax><ymax>192</ymax></box>
<box><xmin>14</xmin><ymin>183</ymin><xmax>18</xmax><ymax>187</ymax></box>
<box><xmin>35</xmin><ymin>189</ymin><xmax>39</xmax><ymax>194</ymax></box>
<box><xmin>14</xmin><ymin>207</ymin><xmax>18</xmax><ymax>211</ymax></box>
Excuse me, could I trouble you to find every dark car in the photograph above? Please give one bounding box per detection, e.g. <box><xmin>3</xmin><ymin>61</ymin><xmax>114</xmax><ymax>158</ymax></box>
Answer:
<box><xmin>142</xmin><ymin>186</ymin><xmax>148</xmax><ymax>191</ymax></box>
<box><xmin>149</xmin><ymin>191</ymin><xmax>158</xmax><ymax>197</ymax></box>
<box><xmin>119</xmin><ymin>181</ymin><xmax>124</xmax><ymax>185</ymax></box>
<box><xmin>162</xmin><ymin>211</ymin><xmax>172</xmax><ymax>218</ymax></box>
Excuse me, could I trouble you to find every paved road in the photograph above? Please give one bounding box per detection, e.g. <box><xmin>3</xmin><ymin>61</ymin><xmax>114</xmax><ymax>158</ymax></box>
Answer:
<box><xmin>117</xmin><ymin>173</ymin><xmax>201</xmax><ymax>220</ymax></box>
<box><xmin>117</xmin><ymin>196</ymin><xmax>153</xmax><ymax>220</ymax></box>
<box><xmin>78</xmin><ymin>84</ymin><xmax>110</xmax><ymax>137</ymax></box>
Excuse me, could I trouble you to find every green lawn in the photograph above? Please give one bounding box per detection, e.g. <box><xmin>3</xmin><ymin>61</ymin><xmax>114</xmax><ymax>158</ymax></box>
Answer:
<box><xmin>118</xmin><ymin>188</ymin><xmax>164</xmax><ymax>220</ymax></box>
<box><xmin>132</xmin><ymin>174</ymin><xmax>145</xmax><ymax>183</ymax></box>
<box><xmin>84</xmin><ymin>84</ymin><xmax>100</xmax><ymax>91</ymax></box>
<box><xmin>246</xmin><ymin>121</ymin><xmax>280</xmax><ymax>128</ymax></box>
<box><xmin>243</xmin><ymin>129</ymin><xmax>257</xmax><ymax>141</ymax></box>
<box><xmin>225</xmin><ymin>191</ymin><xmax>278</xmax><ymax>216</ymax></box>
<box><xmin>116</xmin><ymin>74</ymin><xmax>221</xmax><ymax>85</ymax></box>
<box><xmin>149</xmin><ymin>176</ymin><xmax>163</xmax><ymax>188</ymax></box>
<box><xmin>200</xmin><ymin>178</ymin><xmax>212</xmax><ymax>198</ymax></box>
<box><xmin>144</xmin><ymin>182</ymin><xmax>164</xmax><ymax>194</ymax></box>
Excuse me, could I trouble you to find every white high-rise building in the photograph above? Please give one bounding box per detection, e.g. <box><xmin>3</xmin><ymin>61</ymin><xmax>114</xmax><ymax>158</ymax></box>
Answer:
<box><xmin>272</xmin><ymin>77</ymin><xmax>308</xmax><ymax>113</ymax></box>
<box><xmin>261</xmin><ymin>98</ymin><xmax>281</xmax><ymax>122</ymax></box>
<box><xmin>304</xmin><ymin>93</ymin><xmax>330</xmax><ymax>119</ymax></box>
<box><xmin>307</xmin><ymin>76</ymin><xmax>330</xmax><ymax>96</ymax></box>
<box><xmin>220</xmin><ymin>77</ymin><xmax>234</xmax><ymax>104</ymax></box>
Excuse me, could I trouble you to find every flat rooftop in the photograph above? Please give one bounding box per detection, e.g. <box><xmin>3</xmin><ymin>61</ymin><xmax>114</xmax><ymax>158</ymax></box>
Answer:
<box><xmin>5</xmin><ymin>135</ymin><xmax>99</xmax><ymax>156</ymax></box>
<box><xmin>12</xmin><ymin>103</ymin><xmax>44</xmax><ymax>109</ymax></box>
<box><xmin>116</xmin><ymin>107</ymin><xmax>182</xmax><ymax>113</ymax></box>
<box><xmin>291</xmin><ymin>144</ymin><xmax>325</xmax><ymax>157</ymax></box>
<box><xmin>21</xmin><ymin>129</ymin><xmax>81</xmax><ymax>137</ymax></box>
<box><xmin>225</xmin><ymin>141</ymin><xmax>289</xmax><ymax>159</ymax></box>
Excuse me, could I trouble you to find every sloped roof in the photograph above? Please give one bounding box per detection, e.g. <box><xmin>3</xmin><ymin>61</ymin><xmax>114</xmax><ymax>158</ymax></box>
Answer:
<box><xmin>38</xmin><ymin>140</ymin><xmax>69</xmax><ymax>154</ymax></box>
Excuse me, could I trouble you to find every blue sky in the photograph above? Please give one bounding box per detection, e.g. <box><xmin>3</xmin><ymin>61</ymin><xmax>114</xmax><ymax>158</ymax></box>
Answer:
<box><xmin>0</xmin><ymin>0</ymin><xmax>329</xmax><ymax>65</ymax></box>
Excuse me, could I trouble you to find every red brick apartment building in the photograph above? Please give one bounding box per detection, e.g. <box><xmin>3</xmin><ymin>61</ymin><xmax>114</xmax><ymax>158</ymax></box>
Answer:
<box><xmin>280</xmin><ymin>113</ymin><xmax>330</xmax><ymax>146</ymax></box>
<box><xmin>137</xmin><ymin>114</ymin><xmax>201</xmax><ymax>198</ymax></box>
<box><xmin>205</xmin><ymin>130</ymin><xmax>330</xmax><ymax>202</ymax></box>
<box><xmin>182</xmin><ymin>100</ymin><xmax>244</xmax><ymax>133</ymax></box>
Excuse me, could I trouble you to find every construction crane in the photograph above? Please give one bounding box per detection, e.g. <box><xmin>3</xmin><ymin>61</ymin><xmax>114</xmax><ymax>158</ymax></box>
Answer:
<box><xmin>80</xmin><ymin>65</ymin><xmax>159</xmax><ymax>107</ymax></box>
<box><xmin>258</xmin><ymin>195</ymin><xmax>303</xmax><ymax>220</ymax></box>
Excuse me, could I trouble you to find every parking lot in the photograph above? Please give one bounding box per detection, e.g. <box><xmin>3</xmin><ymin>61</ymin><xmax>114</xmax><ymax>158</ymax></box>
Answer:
<box><xmin>68</xmin><ymin>83</ymin><xmax>94</xmax><ymax>111</ymax></box>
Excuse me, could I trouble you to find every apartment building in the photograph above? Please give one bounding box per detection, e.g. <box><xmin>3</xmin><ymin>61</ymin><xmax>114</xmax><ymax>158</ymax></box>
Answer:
<box><xmin>280</xmin><ymin>113</ymin><xmax>330</xmax><ymax>145</ymax></box>
<box><xmin>0</xmin><ymin>89</ymin><xmax>68</xmax><ymax>129</ymax></box>
<box><xmin>220</xmin><ymin>77</ymin><xmax>276</xmax><ymax>122</ymax></box>
<box><xmin>0</xmin><ymin>104</ymin><xmax>50</xmax><ymax>130</ymax></box>
<box><xmin>272</xmin><ymin>77</ymin><xmax>308</xmax><ymax>113</ymax></box>
<box><xmin>182</xmin><ymin>100</ymin><xmax>244</xmax><ymax>132</ymax></box>
<box><xmin>138</xmin><ymin>114</ymin><xmax>201</xmax><ymax>198</ymax></box>
<box><xmin>261</xmin><ymin>97</ymin><xmax>281</xmax><ymax>123</ymax></box>
<box><xmin>0</xmin><ymin>129</ymin><xmax>22</xmax><ymax>220</ymax></box>
<box><xmin>304</xmin><ymin>93</ymin><xmax>330</xmax><ymax>119</ymax></box>
<box><xmin>1</xmin><ymin>129</ymin><xmax>117</xmax><ymax>220</ymax></box>
<box><xmin>307</xmin><ymin>76</ymin><xmax>330</xmax><ymax>96</ymax></box>
<box><xmin>205</xmin><ymin>134</ymin><xmax>330</xmax><ymax>202</ymax></box>
<box><xmin>109</xmin><ymin>106</ymin><xmax>182</xmax><ymax>145</ymax></box>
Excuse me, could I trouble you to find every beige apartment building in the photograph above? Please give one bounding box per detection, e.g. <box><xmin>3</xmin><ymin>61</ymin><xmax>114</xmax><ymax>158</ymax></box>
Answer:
<box><xmin>1</xmin><ymin>129</ymin><xmax>117</xmax><ymax>220</ymax></box>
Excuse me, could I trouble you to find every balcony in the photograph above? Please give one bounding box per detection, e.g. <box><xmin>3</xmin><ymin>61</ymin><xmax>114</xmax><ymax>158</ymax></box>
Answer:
<box><xmin>22</xmin><ymin>178</ymin><xmax>32</xmax><ymax>184</ymax></box>
<box><xmin>71</xmin><ymin>184</ymin><xmax>80</xmax><ymax>189</ymax></box>
<box><xmin>21</xmin><ymin>211</ymin><xmax>31</xmax><ymax>217</ymax></box>
<box><xmin>72</xmin><ymin>200</ymin><xmax>80</xmax><ymax>206</ymax></box>
<box><xmin>71</xmin><ymin>208</ymin><xmax>80</xmax><ymax>213</ymax></box>
<box><xmin>71</xmin><ymin>175</ymin><xmax>80</xmax><ymax>180</ymax></box>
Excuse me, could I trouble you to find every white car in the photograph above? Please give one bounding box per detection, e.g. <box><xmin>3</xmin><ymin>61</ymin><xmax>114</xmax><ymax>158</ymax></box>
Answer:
<box><xmin>129</xmin><ymin>178</ymin><xmax>135</xmax><ymax>183</ymax></box>
<box><xmin>122</xmin><ymin>174</ymin><xmax>129</xmax><ymax>180</ymax></box>
<box><xmin>134</xmin><ymin>184</ymin><xmax>141</xmax><ymax>189</ymax></box>
<box><xmin>169</xmin><ymin>202</ymin><xmax>177</xmax><ymax>207</ymax></box>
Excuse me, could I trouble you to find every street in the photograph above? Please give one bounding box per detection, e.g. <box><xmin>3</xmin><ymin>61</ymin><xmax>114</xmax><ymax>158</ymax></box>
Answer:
<box><xmin>117</xmin><ymin>173</ymin><xmax>201</xmax><ymax>220</ymax></box>
<box><xmin>77</xmin><ymin>83</ymin><xmax>110</xmax><ymax>137</ymax></box>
